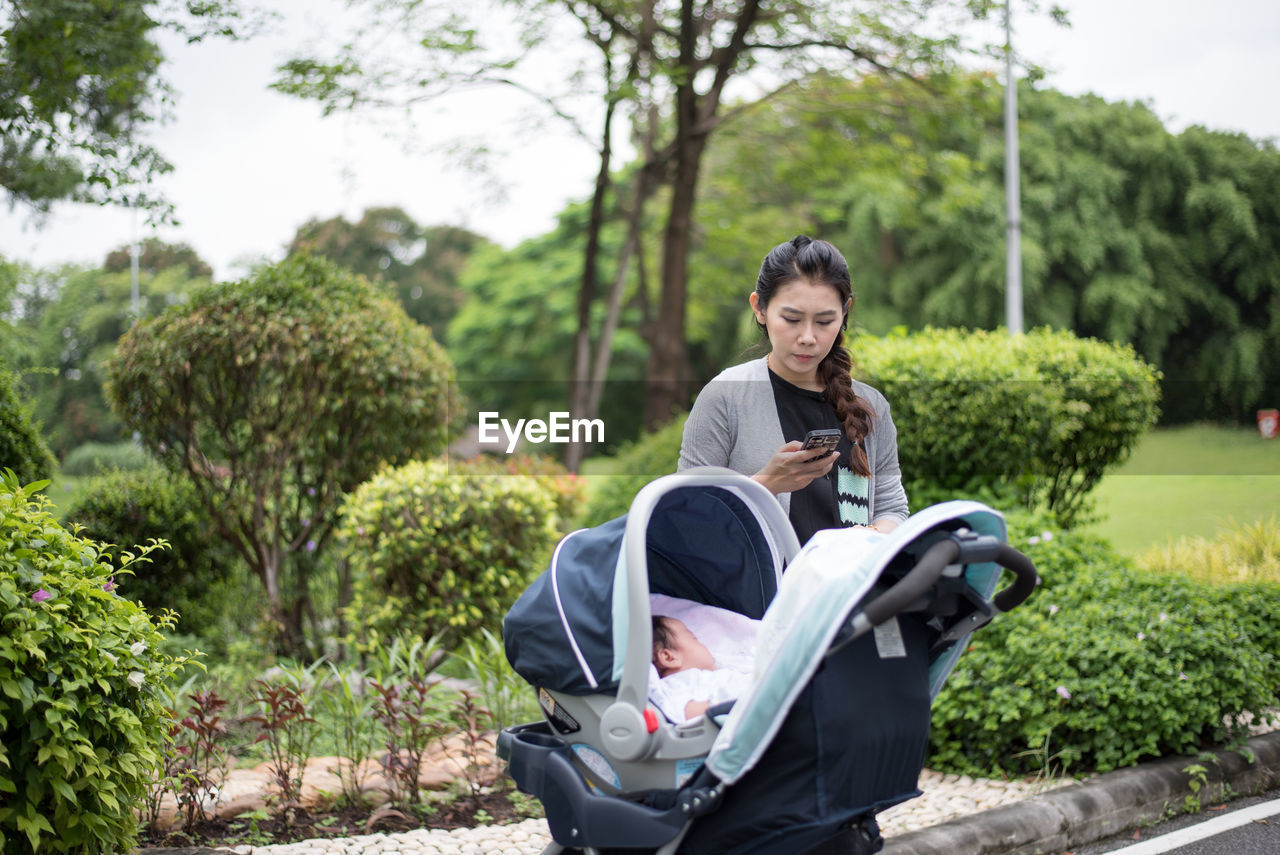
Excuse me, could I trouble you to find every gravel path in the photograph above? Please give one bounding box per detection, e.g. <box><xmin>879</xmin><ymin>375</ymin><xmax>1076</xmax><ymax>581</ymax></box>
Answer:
<box><xmin>229</xmin><ymin>769</ymin><xmax>1059</xmax><ymax>854</ymax></box>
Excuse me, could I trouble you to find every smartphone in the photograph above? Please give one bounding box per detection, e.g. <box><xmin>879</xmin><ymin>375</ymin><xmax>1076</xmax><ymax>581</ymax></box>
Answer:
<box><xmin>800</xmin><ymin>428</ymin><xmax>842</xmax><ymax>457</ymax></box>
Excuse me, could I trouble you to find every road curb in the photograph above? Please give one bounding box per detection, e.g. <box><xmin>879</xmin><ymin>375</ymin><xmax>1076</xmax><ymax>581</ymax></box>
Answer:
<box><xmin>883</xmin><ymin>729</ymin><xmax>1280</xmax><ymax>855</ymax></box>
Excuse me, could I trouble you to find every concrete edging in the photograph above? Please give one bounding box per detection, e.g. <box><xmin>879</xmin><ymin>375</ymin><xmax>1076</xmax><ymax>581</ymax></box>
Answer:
<box><xmin>883</xmin><ymin>729</ymin><xmax>1280</xmax><ymax>855</ymax></box>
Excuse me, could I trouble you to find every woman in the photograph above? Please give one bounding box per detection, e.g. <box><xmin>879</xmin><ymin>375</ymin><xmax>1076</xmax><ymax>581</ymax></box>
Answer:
<box><xmin>678</xmin><ymin>235</ymin><xmax>908</xmax><ymax>543</ymax></box>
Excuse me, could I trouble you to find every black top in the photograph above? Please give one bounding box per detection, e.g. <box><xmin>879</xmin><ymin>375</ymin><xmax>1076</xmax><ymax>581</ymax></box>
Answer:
<box><xmin>767</xmin><ymin>368</ymin><xmax>855</xmax><ymax>544</ymax></box>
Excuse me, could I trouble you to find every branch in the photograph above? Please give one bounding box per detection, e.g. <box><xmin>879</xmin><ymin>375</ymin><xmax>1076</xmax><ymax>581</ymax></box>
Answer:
<box><xmin>692</xmin><ymin>75</ymin><xmax>797</xmax><ymax>137</ymax></box>
<box><xmin>743</xmin><ymin>38</ymin><xmax>913</xmax><ymax>81</ymax></box>
<box><xmin>700</xmin><ymin>0</ymin><xmax>762</xmax><ymax>123</ymax></box>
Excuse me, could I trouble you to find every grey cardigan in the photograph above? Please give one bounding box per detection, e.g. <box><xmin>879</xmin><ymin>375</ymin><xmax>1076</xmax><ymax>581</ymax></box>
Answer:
<box><xmin>677</xmin><ymin>356</ymin><xmax>909</xmax><ymax>524</ymax></box>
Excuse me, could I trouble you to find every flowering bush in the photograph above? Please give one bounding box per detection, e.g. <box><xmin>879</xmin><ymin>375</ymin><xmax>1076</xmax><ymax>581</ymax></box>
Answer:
<box><xmin>929</xmin><ymin>512</ymin><xmax>1280</xmax><ymax>776</ymax></box>
<box><xmin>0</xmin><ymin>472</ymin><xmax>195</xmax><ymax>854</ymax></box>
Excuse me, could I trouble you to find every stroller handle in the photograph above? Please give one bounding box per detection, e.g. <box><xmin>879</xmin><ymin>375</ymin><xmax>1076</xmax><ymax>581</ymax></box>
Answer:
<box><xmin>861</xmin><ymin>536</ymin><xmax>1039</xmax><ymax>629</ymax></box>
<box><xmin>613</xmin><ymin>468</ymin><xmax>801</xmax><ymax>713</ymax></box>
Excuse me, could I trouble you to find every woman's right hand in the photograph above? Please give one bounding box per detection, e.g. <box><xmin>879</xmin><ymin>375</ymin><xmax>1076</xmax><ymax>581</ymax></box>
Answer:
<box><xmin>751</xmin><ymin>441</ymin><xmax>838</xmax><ymax>495</ymax></box>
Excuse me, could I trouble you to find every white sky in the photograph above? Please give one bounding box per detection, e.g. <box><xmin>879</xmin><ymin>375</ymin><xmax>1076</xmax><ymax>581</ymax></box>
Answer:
<box><xmin>1</xmin><ymin>0</ymin><xmax>1277</xmax><ymax>281</ymax></box>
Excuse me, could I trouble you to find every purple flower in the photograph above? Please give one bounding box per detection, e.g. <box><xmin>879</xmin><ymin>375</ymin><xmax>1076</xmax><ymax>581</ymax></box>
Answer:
<box><xmin>308</xmin><ymin>487</ymin><xmax>317</xmax><ymax>497</ymax></box>
<box><xmin>1136</xmin><ymin>632</ymin><xmax>1146</xmax><ymax>641</ymax></box>
<box><xmin>32</xmin><ymin>589</ymin><xmax>52</xmax><ymax>603</ymax></box>
<box><xmin>306</xmin><ymin>540</ymin><xmax>317</xmax><ymax>552</ymax></box>
<box><xmin>102</xmin><ymin>576</ymin><xmax>116</xmax><ymax>593</ymax></box>
<box><xmin>1055</xmin><ymin>685</ymin><xmax>1072</xmax><ymax>700</ymax></box>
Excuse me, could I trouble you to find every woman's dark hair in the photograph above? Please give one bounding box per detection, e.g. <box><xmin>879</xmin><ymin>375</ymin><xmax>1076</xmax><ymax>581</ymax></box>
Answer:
<box><xmin>755</xmin><ymin>234</ymin><xmax>874</xmax><ymax>476</ymax></box>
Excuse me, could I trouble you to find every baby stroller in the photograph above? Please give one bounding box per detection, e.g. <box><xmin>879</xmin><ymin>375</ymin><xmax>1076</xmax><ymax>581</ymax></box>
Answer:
<box><xmin>499</xmin><ymin>467</ymin><xmax>1038</xmax><ymax>855</ymax></box>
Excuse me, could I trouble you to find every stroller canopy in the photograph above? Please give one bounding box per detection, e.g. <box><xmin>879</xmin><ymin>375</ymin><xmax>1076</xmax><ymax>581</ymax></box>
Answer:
<box><xmin>505</xmin><ymin>480</ymin><xmax>793</xmax><ymax>695</ymax></box>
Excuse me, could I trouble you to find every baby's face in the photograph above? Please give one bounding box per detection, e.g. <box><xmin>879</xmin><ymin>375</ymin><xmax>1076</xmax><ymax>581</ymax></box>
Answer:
<box><xmin>665</xmin><ymin>618</ymin><xmax>717</xmax><ymax>671</ymax></box>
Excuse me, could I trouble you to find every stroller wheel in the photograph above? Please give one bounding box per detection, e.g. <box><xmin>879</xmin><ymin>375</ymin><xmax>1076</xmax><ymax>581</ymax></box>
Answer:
<box><xmin>798</xmin><ymin>816</ymin><xmax>884</xmax><ymax>855</ymax></box>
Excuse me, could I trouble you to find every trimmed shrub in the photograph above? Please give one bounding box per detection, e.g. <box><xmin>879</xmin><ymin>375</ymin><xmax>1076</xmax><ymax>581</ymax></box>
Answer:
<box><xmin>0</xmin><ymin>472</ymin><xmax>194</xmax><ymax>854</ymax></box>
<box><xmin>337</xmin><ymin>458</ymin><xmax>560</xmax><ymax>656</ymax></box>
<box><xmin>857</xmin><ymin>327</ymin><xmax>1161</xmax><ymax>525</ymax></box>
<box><xmin>450</xmin><ymin>453</ymin><xmax>586</xmax><ymax>532</ymax></box>
<box><xmin>105</xmin><ymin>253</ymin><xmax>459</xmax><ymax>655</ymax></box>
<box><xmin>929</xmin><ymin>512</ymin><xmax>1280</xmax><ymax>776</ymax></box>
<box><xmin>63</xmin><ymin>466</ymin><xmax>255</xmax><ymax>643</ymax></box>
<box><xmin>60</xmin><ymin>441</ymin><xmax>152</xmax><ymax>477</ymax></box>
<box><xmin>1</xmin><ymin>366</ymin><xmax>55</xmax><ymax>484</ymax></box>
<box><xmin>580</xmin><ymin>415</ymin><xmax>687</xmax><ymax>527</ymax></box>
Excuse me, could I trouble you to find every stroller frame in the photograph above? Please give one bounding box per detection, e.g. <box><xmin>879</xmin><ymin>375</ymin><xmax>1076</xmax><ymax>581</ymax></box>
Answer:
<box><xmin>499</xmin><ymin>468</ymin><xmax>1038</xmax><ymax>855</ymax></box>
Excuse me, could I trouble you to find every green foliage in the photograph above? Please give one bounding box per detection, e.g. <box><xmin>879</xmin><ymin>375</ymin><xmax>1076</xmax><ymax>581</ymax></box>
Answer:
<box><xmin>0</xmin><ymin>365</ymin><xmax>55</xmax><ymax>483</ymax></box>
<box><xmin>63</xmin><ymin>466</ymin><xmax>254</xmax><ymax>643</ymax></box>
<box><xmin>450</xmin><ymin>453</ymin><xmax>586</xmax><ymax>532</ymax></box>
<box><xmin>13</xmin><ymin>262</ymin><xmax>210</xmax><ymax>456</ymax></box>
<box><xmin>929</xmin><ymin>513</ymin><xmax>1280</xmax><ymax>776</ymax></box>
<box><xmin>104</xmin><ymin>253</ymin><xmax>459</xmax><ymax>653</ymax></box>
<box><xmin>0</xmin><ymin>471</ymin><xmax>196</xmax><ymax>854</ymax></box>
<box><xmin>447</xmin><ymin>211</ymin><xmax>649</xmax><ymax>451</ymax></box>
<box><xmin>337</xmin><ymin>458</ymin><xmax>561</xmax><ymax>655</ymax></box>
<box><xmin>580</xmin><ymin>415</ymin><xmax>687</xmax><ymax>527</ymax></box>
<box><xmin>288</xmin><ymin>207</ymin><xmax>491</xmax><ymax>342</ymax></box>
<box><xmin>695</xmin><ymin>72</ymin><xmax>1280</xmax><ymax>424</ymax></box>
<box><xmin>59</xmin><ymin>440</ymin><xmax>152</xmax><ymax>477</ymax></box>
<box><xmin>1137</xmin><ymin>516</ymin><xmax>1280</xmax><ymax>586</ymax></box>
<box><xmin>448</xmin><ymin>628</ymin><xmax>542</xmax><ymax>730</ymax></box>
<box><xmin>857</xmin><ymin>327</ymin><xmax>1160</xmax><ymax>525</ymax></box>
<box><xmin>0</xmin><ymin>0</ymin><xmax>247</xmax><ymax>214</ymax></box>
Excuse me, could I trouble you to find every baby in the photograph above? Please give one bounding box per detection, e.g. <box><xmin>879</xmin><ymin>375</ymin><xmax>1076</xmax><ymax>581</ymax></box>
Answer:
<box><xmin>651</xmin><ymin>615</ymin><xmax>753</xmax><ymax>722</ymax></box>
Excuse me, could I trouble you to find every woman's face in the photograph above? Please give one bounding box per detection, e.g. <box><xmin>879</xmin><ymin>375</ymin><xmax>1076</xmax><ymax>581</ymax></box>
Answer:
<box><xmin>750</xmin><ymin>277</ymin><xmax>847</xmax><ymax>390</ymax></box>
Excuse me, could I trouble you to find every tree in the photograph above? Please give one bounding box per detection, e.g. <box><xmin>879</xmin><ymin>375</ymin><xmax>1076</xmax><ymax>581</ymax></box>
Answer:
<box><xmin>275</xmin><ymin>0</ymin><xmax>1034</xmax><ymax>429</ymax></box>
<box><xmin>104</xmin><ymin>254</ymin><xmax>458</xmax><ymax>653</ymax></box>
<box><xmin>286</xmin><ymin>206</ymin><xmax>490</xmax><ymax>340</ymax></box>
<box><xmin>692</xmin><ymin>72</ymin><xmax>1280</xmax><ymax>422</ymax></box>
<box><xmin>0</xmin><ymin>0</ymin><xmax>252</xmax><ymax>215</ymax></box>
<box><xmin>446</xmin><ymin>201</ymin><xmax>649</xmax><ymax>449</ymax></box>
<box><xmin>18</xmin><ymin>262</ymin><xmax>209</xmax><ymax>456</ymax></box>
<box><xmin>103</xmin><ymin>238</ymin><xmax>213</xmax><ymax>279</ymax></box>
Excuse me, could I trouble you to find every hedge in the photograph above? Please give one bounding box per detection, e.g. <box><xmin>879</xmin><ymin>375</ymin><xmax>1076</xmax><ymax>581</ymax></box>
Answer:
<box><xmin>337</xmin><ymin>458</ymin><xmax>561</xmax><ymax>656</ymax></box>
<box><xmin>59</xmin><ymin>441</ymin><xmax>152</xmax><ymax>478</ymax></box>
<box><xmin>929</xmin><ymin>511</ymin><xmax>1280</xmax><ymax>776</ymax></box>
<box><xmin>857</xmin><ymin>327</ymin><xmax>1161</xmax><ymax>524</ymax></box>
<box><xmin>64</xmin><ymin>466</ymin><xmax>254</xmax><ymax>644</ymax></box>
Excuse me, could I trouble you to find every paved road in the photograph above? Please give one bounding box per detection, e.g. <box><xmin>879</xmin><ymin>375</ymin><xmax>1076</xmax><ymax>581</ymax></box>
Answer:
<box><xmin>1072</xmin><ymin>790</ymin><xmax>1280</xmax><ymax>855</ymax></box>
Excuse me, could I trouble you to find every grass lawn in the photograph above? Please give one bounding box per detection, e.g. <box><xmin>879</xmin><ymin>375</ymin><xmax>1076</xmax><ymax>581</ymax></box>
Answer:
<box><xmin>1086</xmin><ymin>424</ymin><xmax>1280</xmax><ymax>554</ymax></box>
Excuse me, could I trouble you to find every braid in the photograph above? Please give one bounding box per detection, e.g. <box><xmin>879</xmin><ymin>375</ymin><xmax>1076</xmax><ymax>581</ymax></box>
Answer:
<box><xmin>817</xmin><ymin>334</ymin><xmax>874</xmax><ymax>477</ymax></box>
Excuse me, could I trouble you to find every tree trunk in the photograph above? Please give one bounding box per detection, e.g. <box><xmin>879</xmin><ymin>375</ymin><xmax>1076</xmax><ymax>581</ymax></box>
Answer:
<box><xmin>587</xmin><ymin>172</ymin><xmax>650</xmax><ymax>419</ymax></box>
<box><xmin>566</xmin><ymin>76</ymin><xmax>618</xmax><ymax>473</ymax></box>
<box><xmin>644</xmin><ymin>83</ymin><xmax>708</xmax><ymax>429</ymax></box>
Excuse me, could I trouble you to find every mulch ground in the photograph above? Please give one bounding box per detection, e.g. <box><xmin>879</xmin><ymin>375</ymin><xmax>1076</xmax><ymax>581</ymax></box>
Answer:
<box><xmin>137</xmin><ymin>789</ymin><xmax>530</xmax><ymax>850</ymax></box>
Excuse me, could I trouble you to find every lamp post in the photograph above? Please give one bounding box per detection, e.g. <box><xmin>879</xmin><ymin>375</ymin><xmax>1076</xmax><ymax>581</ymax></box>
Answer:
<box><xmin>1004</xmin><ymin>0</ymin><xmax>1024</xmax><ymax>335</ymax></box>
<box><xmin>130</xmin><ymin>204</ymin><xmax>141</xmax><ymax>322</ymax></box>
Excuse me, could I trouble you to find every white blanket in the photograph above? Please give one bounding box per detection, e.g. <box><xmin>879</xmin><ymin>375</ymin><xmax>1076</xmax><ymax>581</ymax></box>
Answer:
<box><xmin>650</xmin><ymin>665</ymin><xmax>752</xmax><ymax>723</ymax></box>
